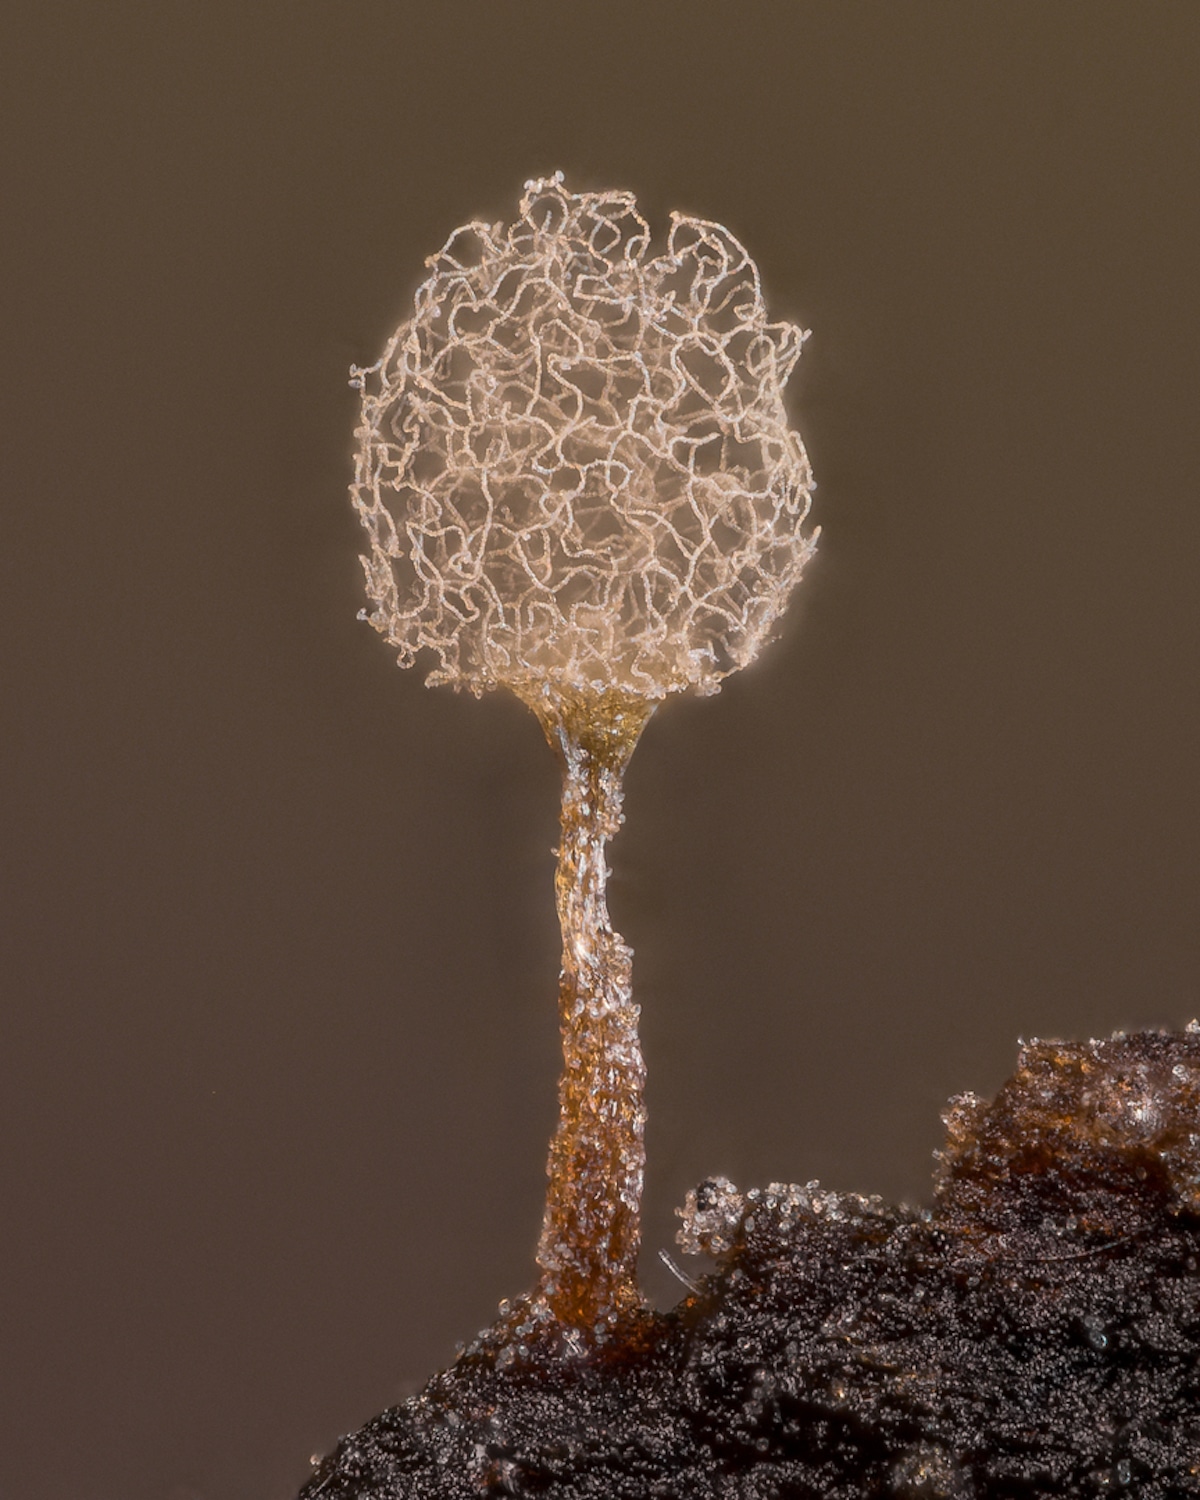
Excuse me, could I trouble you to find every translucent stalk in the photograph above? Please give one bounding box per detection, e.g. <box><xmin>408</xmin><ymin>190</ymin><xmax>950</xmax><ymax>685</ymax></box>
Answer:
<box><xmin>517</xmin><ymin>686</ymin><xmax>656</xmax><ymax>1334</ymax></box>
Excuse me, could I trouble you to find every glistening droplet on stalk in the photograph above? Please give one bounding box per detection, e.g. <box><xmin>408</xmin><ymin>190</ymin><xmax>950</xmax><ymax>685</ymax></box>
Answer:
<box><xmin>350</xmin><ymin>172</ymin><xmax>816</xmax><ymax>1338</ymax></box>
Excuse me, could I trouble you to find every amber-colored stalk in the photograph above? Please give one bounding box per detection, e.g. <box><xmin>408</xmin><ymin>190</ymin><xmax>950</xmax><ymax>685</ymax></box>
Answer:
<box><xmin>514</xmin><ymin>685</ymin><xmax>656</xmax><ymax>1334</ymax></box>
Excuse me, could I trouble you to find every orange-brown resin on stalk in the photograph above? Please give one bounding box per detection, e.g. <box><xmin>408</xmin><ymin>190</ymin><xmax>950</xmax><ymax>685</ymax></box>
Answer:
<box><xmin>515</xmin><ymin>687</ymin><xmax>655</xmax><ymax>1330</ymax></box>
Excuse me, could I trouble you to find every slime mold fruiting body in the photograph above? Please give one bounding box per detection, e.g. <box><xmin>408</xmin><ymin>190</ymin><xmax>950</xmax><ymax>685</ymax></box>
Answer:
<box><xmin>350</xmin><ymin>174</ymin><xmax>815</xmax><ymax>1334</ymax></box>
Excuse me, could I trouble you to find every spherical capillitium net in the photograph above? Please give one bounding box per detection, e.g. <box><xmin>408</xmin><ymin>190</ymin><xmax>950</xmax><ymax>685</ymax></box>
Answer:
<box><xmin>352</xmin><ymin>173</ymin><xmax>816</xmax><ymax>700</ymax></box>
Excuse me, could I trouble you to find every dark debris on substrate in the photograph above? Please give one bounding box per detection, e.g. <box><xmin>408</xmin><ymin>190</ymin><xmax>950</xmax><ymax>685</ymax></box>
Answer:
<box><xmin>300</xmin><ymin>1029</ymin><xmax>1200</xmax><ymax>1498</ymax></box>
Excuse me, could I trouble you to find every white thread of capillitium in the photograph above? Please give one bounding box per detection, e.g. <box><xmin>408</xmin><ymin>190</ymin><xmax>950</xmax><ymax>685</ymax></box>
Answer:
<box><xmin>350</xmin><ymin>173</ymin><xmax>816</xmax><ymax>1338</ymax></box>
<box><xmin>351</xmin><ymin>172</ymin><xmax>816</xmax><ymax>705</ymax></box>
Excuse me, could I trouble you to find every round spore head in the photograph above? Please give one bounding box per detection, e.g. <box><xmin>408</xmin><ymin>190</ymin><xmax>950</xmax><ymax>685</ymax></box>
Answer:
<box><xmin>352</xmin><ymin>173</ymin><xmax>816</xmax><ymax>701</ymax></box>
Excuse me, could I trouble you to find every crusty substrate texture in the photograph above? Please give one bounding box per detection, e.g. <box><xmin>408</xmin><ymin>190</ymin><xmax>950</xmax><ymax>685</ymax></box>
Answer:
<box><xmin>301</xmin><ymin>1027</ymin><xmax>1200</xmax><ymax>1498</ymax></box>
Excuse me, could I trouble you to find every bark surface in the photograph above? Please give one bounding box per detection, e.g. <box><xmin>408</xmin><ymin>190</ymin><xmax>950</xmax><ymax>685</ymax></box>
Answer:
<box><xmin>300</xmin><ymin>1028</ymin><xmax>1200</xmax><ymax>1499</ymax></box>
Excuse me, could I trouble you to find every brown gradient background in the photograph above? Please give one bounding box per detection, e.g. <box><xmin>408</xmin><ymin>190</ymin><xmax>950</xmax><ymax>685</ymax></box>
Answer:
<box><xmin>3</xmin><ymin>3</ymin><xmax>1198</xmax><ymax>1497</ymax></box>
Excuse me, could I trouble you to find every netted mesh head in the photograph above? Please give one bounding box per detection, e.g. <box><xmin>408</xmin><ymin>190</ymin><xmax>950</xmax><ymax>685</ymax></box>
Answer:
<box><xmin>351</xmin><ymin>173</ymin><xmax>816</xmax><ymax>701</ymax></box>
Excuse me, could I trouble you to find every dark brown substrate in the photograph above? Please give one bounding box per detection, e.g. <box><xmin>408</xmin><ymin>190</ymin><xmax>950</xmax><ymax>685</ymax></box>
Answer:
<box><xmin>300</xmin><ymin>1029</ymin><xmax>1200</xmax><ymax>1498</ymax></box>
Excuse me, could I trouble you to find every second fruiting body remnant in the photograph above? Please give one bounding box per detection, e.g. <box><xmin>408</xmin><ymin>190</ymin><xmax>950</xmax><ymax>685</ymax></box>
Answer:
<box><xmin>351</xmin><ymin>174</ymin><xmax>816</xmax><ymax>1338</ymax></box>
